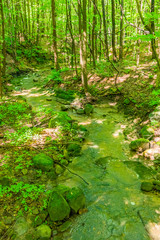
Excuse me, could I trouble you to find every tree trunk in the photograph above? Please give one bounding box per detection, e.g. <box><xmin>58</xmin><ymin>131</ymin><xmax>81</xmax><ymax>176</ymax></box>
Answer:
<box><xmin>51</xmin><ymin>0</ymin><xmax>59</xmax><ymax>70</ymax></box>
<box><xmin>119</xmin><ymin>0</ymin><xmax>123</xmax><ymax>60</ymax></box>
<box><xmin>151</xmin><ymin>0</ymin><xmax>156</xmax><ymax>59</ymax></box>
<box><xmin>0</xmin><ymin>0</ymin><xmax>6</xmax><ymax>76</ymax></box>
<box><xmin>102</xmin><ymin>0</ymin><xmax>109</xmax><ymax>59</ymax></box>
<box><xmin>111</xmin><ymin>0</ymin><xmax>117</xmax><ymax>62</ymax></box>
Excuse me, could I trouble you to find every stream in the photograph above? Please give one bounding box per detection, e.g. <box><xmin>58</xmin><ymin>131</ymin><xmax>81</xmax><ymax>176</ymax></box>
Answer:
<box><xmin>12</xmin><ymin>72</ymin><xmax>160</xmax><ymax>240</ymax></box>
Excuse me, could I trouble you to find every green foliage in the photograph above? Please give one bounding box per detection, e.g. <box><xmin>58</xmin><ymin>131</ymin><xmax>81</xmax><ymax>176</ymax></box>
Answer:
<box><xmin>95</xmin><ymin>61</ymin><xmax>114</xmax><ymax>78</ymax></box>
<box><xmin>0</xmin><ymin>181</ymin><xmax>49</xmax><ymax>211</ymax></box>
<box><xmin>149</xmin><ymin>88</ymin><xmax>160</xmax><ymax>107</ymax></box>
<box><xmin>4</xmin><ymin>127</ymin><xmax>41</xmax><ymax>145</ymax></box>
<box><xmin>55</xmin><ymin>89</ymin><xmax>76</xmax><ymax>100</ymax></box>
<box><xmin>47</xmin><ymin>69</ymin><xmax>63</xmax><ymax>84</ymax></box>
<box><xmin>0</xmin><ymin>102</ymin><xmax>31</xmax><ymax>127</ymax></box>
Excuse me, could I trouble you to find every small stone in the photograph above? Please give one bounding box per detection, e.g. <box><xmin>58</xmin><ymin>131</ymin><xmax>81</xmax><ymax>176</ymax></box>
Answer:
<box><xmin>76</xmin><ymin>108</ymin><xmax>84</xmax><ymax>115</ymax></box>
<box><xmin>46</xmin><ymin>98</ymin><xmax>52</xmax><ymax>101</ymax></box>
<box><xmin>155</xmin><ymin>185</ymin><xmax>160</xmax><ymax>191</ymax></box>
<box><xmin>36</xmin><ymin>224</ymin><xmax>51</xmax><ymax>239</ymax></box>
<box><xmin>141</xmin><ymin>182</ymin><xmax>153</xmax><ymax>192</ymax></box>
<box><xmin>4</xmin><ymin>217</ymin><xmax>13</xmax><ymax>225</ymax></box>
<box><xmin>84</xmin><ymin>104</ymin><xmax>94</xmax><ymax>115</ymax></box>
<box><xmin>22</xmin><ymin>169</ymin><xmax>28</xmax><ymax>175</ymax></box>
<box><xmin>61</xmin><ymin>105</ymin><xmax>69</xmax><ymax>111</ymax></box>
<box><xmin>32</xmin><ymin>208</ymin><xmax>39</xmax><ymax>215</ymax></box>
<box><xmin>58</xmin><ymin>220</ymin><xmax>72</xmax><ymax>232</ymax></box>
<box><xmin>55</xmin><ymin>164</ymin><xmax>64</xmax><ymax>175</ymax></box>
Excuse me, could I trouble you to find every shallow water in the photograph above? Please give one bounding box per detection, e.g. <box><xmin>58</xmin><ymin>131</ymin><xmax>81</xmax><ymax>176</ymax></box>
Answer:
<box><xmin>13</xmin><ymin>73</ymin><xmax>160</xmax><ymax>240</ymax></box>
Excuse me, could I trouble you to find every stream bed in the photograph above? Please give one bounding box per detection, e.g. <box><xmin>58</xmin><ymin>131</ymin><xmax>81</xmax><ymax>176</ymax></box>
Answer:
<box><xmin>12</xmin><ymin>72</ymin><xmax>160</xmax><ymax>240</ymax></box>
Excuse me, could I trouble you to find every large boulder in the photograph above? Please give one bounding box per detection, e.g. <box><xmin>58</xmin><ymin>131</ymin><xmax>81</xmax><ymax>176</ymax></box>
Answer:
<box><xmin>129</xmin><ymin>138</ymin><xmax>149</xmax><ymax>151</ymax></box>
<box><xmin>66</xmin><ymin>187</ymin><xmax>85</xmax><ymax>213</ymax></box>
<box><xmin>48</xmin><ymin>191</ymin><xmax>70</xmax><ymax>221</ymax></box>
<box><xmin>32</xmin><ymin>153</ymin><xmax>54</xmax><ymax>171</ymax></box>
<box><xmin>67</xmin><ymin>143</ymin><xmax>81</xmax><ymax>157</ymax></box>
<box><xmin>36</xmin><ymin>224</ymin><xmax>51</xmax><ymax>240</ymax></box>
<box><xmin>84</xmin><ymin>104</ymin><xmax>94</xmax><ymax>115</ymax></box>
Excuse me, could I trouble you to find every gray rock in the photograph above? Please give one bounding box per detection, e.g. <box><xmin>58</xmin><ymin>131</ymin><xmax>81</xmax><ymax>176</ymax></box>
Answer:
<box><xmin>66</xmin><ymin>187</ymin><xmax>85</xmax><ymax>213</ymax></box>
<box><xmin>32</xmin><ymin>153</ymin><xmax>54</xmax><ymax>171</ymax></box>
<box><xmin>48</xmin><ymin>191</ymin><xmax>70</xmax><ymax>221</ymax></box>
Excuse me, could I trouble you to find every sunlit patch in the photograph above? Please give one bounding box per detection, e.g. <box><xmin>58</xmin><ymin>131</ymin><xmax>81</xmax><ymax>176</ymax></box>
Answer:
<box><xmin>89</xmin><ymin>144</ymin><xmax>99</xmax><ymax>149</ymax></box>
<box><xmin>121</xmin><ymin>125</ymin><xmax>126</xmax><ymax>129</ymax></box>
<box><xmin>113</xmin><ymin>129</ymin><xmax>123</xmax><ymax>138</ymax></box>
<box><xmin>79</xmin><ymin>121</ymin><xmax>92</xmax><ymax>126</ymax></box>
<box><xmin>95</xmin><ymin>119</ymin><xmax>105</xmax><ymax>124</ymax></box>
<box><xmin>109</xmin><ymin>102</ymin><xmax>117</xmax><ymax>106</ymax></box>
<box><xmin>124</xmin><ymin>199</ymin><xmax>129</xmax><ymax>205</ymax></box>
<box><xmin>147</xmin><ymin>222</ymin><xmax>160</xmax><ymax>240</ymax></box>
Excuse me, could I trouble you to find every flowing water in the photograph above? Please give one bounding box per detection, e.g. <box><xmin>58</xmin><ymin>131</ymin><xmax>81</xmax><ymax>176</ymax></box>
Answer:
<box><xmin>13</xmin><ymin>73</ymin><xmax>160</xmax><ymax>240</ymax></box>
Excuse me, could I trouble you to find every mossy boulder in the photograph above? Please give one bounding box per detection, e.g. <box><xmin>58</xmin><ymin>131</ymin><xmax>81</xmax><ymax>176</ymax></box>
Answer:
<box><xmin>48</xmin><ymin>112</ymin><xmax>72</xmax><ymax>128</ymax></box>
<box><xmin>140</xmin><ymin>126</ymin><xmax>154</xmax><ymax>139</ymax></box>
<box><xmin>129</xmin><ymin>138</ymin><xmax>149</xmax><ymax>151</ymax></box>
<box><xmin>84</xmin><ymin>104</ymin><xmax>94</xmax><ymax>115</ymax></box>
<box><xmin>36</xmin><ymin>224</ymin><xmax>51</xmax><ymax>239</ymax></box>
<box><xmin>48</xmin><ymin>191</ymin><xmax>70</xmax><ymax>221</ymax></box>
<box><xmin>66</xmin><ymin>187</ymin><xmax>85</xmax><ymax>213</ymax></box>
<box><xmin>76</xmin><ymin>108</ymin><xmax>85</xmax><ymax>115</ymax></box>
<box><xmin>141</xmin><ymin>182</ymin><xmax>153</xmax><ymax>192</ymax></box>
<box><xmin>32</xmin><ymin>153</ymin><xmax>54</xmax><ymax>171</ymax></box>
<box><xmin>67</xmin><ymin>143</ymin><xmax>81</xmax><ymax>156</ymax></box>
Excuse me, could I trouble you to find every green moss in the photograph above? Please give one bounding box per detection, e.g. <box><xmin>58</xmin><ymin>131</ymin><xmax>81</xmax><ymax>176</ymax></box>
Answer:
<box><xmin>140</xmin><ymin>126</ymin><xmax>154</xmax><ymax>139</ymax></box>
<box><xmin>129</xmin><ymin>138</ymin><xmax>149</xmax><ymax>151</ymax></box>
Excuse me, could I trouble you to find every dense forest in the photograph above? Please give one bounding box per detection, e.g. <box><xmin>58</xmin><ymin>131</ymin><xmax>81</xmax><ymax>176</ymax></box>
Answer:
<box><xmin>1</xmin><ymin>0</ymin><xmax>160</xmax><ymax>239</ymax></box>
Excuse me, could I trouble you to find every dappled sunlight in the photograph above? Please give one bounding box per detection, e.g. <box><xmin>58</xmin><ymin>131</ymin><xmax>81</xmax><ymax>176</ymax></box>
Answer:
<box><xmin>95</xmin><ymin>119</ymin><xmax>105</xmax><ymax>124</ymax></box>
<box><xmin>147</xmin><ymin>222</ymin><xmax>160</xmax><ymax>240</ymax></box>
<box><xmin>112</xmin><ymin>129</ymin><xmax>123</xmax><ymax>138</ymax></box>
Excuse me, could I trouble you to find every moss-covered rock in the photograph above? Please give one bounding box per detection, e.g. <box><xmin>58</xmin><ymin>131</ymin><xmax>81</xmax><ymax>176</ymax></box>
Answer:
<box><xmin>36</xmin><ymin>224</ymin><xmax>51</xmax><ymax>239</ymax></box>
<box><xmin>141</xmin><ymin>182</ymin><xmax>153</xmax><ymax>192</ymax></box>
<box><xmin>84</xmin><ymin>104</ymin><xmax>94</xmax><ymax>115</ymax></box>
<box><xmin>67</xmin><ymin>143</ymin><xmax>81</xmax><ymax>156</ymax></box>
<box><xmin>66</xmin><ymin>187</ymin><xmax>85</xmax><ymax>213</ymax></box>
<box><xmin>129</xmin><ymin>138</ymin><xmax>149</xmax><ymax>151</ymax></box>
<box><xmin>140</xmin><ymin>126</ymin><xmax>154</xmax><ymax>139</ymax></box>
<box><xmin>55</xmin><ymin>164</ymin><xmax>64</xmax><ymax>175</ymax></box>
<box><xmin>48</xmin><ymin>191</ymin><xmax>70</xmax><ymax>221</ymax></box>
<box><xmin>32</xmin><ymin>153</ymin><xmax>54</xmax><ymax>171</ymax></box>
<box><xmin>76</xmin><ymin>108</ymin><xmax>85</xmax><ymax>115</ymax></box>
<box><xmin>48</xmin><ymin>112</ymin><xmax>72</xmax><ymax>128</ymax></box>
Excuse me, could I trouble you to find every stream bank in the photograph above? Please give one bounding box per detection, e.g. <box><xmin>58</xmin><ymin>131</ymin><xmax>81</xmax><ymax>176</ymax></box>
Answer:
<box><xmin>1</xmin><ymin>71</ymin><xmax>160</xmax><ymax>240</ymax></box>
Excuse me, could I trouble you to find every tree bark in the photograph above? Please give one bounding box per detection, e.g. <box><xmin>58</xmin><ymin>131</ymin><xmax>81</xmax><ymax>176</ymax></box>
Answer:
<box><xmin>51</xmin><ymin>0</ymin><xmax>59</xmax><ymax>70</ymax></box>
<box><xmin>102</xmin><ymin>0</ymin><xmax>109</xmax><ymax>59</ymax></box>
<box><xmin>0</xmin><ymin>0</ymin><xmax>6</xmax><ymax>76</ymax></box>
<box><xmin>111</xmin><ymin>0</ymin><xmax>117</xmax><ymax>62</ymax></box>
<box><xmin>119</xmin><ymin>0</ymin><xmax>123</xmax><ymax>60</ymax></box>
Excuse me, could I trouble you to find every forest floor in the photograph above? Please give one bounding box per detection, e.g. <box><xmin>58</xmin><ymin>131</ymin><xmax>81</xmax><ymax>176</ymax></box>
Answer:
<box><xmin>1</xmin><ymin>58</ymin><xmax>160</xmax><ymax>239</ymax></box>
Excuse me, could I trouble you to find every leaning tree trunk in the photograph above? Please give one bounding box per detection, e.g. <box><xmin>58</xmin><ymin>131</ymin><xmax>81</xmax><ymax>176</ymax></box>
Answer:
<box><xmin>102</xmin><ymin>0</ymin><xmax>109</xmax><ymax>60</ymax></box>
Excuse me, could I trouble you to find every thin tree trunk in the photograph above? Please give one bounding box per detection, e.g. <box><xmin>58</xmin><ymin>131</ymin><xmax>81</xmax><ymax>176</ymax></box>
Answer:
<box><xmin>119</xmin><ymin>0</ymin><xmax>123</xmax><ymax>60</ymax></box>
<box><xmin>0</xmin><ymin>0</ymin><xmax>6</xmax><ymax>76</ymax></box>
<box><xmin>111</xmin><ymin>0</ymin><xmax>117</xmax><ymax>62</ymax></box>
<box><xmin>151</xmin><ymin>0</ymin><xmax>156</xmax><ymax>59</ymax></box>
<box><xmin>51</xmin><ymin>0</ymin><xmax>59</xmax><ymax>70</ymax></box>
<box><xmin>102</xmin><ymin>0</ymin><xmax>109</xmax><ymax>59</ymax></box>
